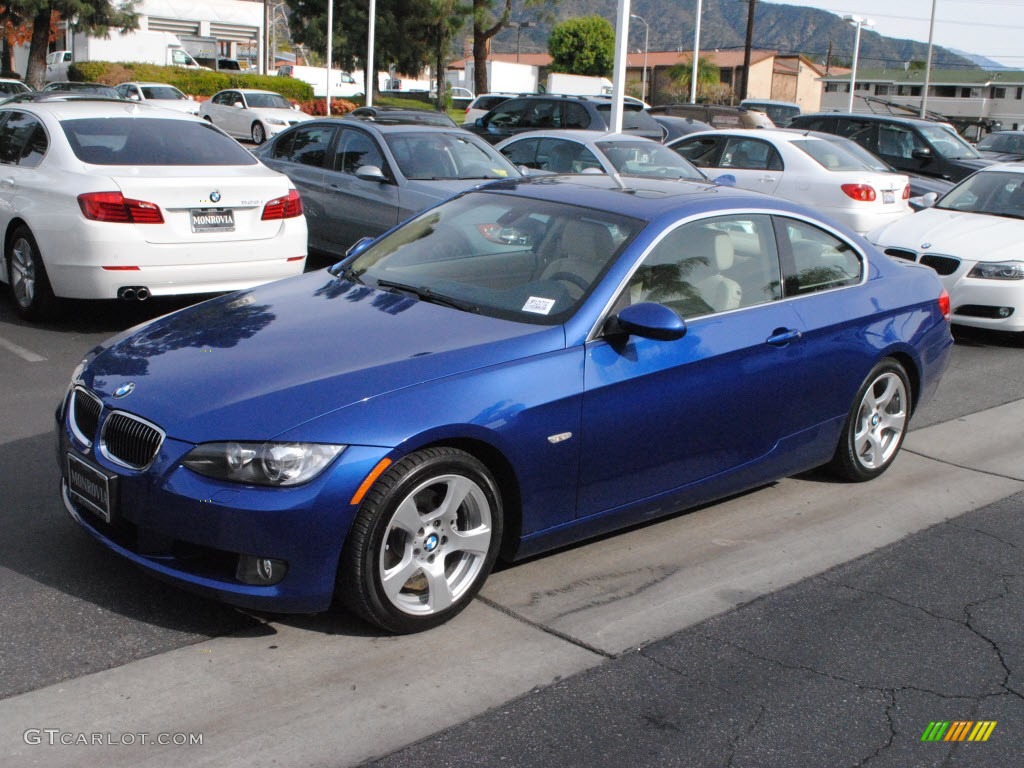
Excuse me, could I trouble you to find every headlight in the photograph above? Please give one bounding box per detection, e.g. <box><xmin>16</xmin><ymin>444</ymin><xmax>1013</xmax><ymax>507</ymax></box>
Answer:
<box><xmin>968</xmin><ymin>262</ymin><xmax>1024</xmax><ymax>280</ymax></box>
<box><xmin>183</xmin><ymin>442</ymin><xmax>346</xmax><ymax>486</ymax></box>
<box><xmin>265</xmin><ymin>118</ymin><xmax>286</xmax><ymax>126</ymax></box>
<box><xmin>70</xmin><ymin>358</ymin><xmax>88</xmax><ymax>385</ymax></box>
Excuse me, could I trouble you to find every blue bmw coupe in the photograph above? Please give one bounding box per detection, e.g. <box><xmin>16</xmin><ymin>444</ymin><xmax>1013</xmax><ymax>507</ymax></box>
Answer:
<box><xmin>57</xmin><ymin>176</ymin><xmax>953</xmax><ymax>633</ymax></box>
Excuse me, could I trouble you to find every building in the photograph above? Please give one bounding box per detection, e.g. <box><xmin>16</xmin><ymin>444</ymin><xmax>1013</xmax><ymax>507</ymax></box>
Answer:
<box><xmin>819</xmin><ymin>68</ymin><xmax>1024</xmax><ymax>134</ymax></box>
<box><xmin>449</xmin><ymin>49</ymin><xmax>825</xmax><ymax>111</ymax></box>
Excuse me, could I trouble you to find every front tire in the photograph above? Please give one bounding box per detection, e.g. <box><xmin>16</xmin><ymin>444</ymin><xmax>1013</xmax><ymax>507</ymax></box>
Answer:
<box><xmin>828</xmin><ymin>359</ymin><xmax>911</xmax><ymax>482</ymax></box>
<box><xmin>339</xmin><ymin>447</ymin><xmax>503</xmax><ymax>633</ymax></box>
<box><xmin>251</xmin><ymin>122</ymin><xmax>266</xmax><ymax>145</ymax></box>
<box><xmin>7</xmin><ymin>225</ymin><xmax>56</xmax><ymax>320</ymax></box>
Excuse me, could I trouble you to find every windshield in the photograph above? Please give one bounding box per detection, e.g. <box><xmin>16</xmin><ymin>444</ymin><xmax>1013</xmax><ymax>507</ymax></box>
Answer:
<box><xmin>142</xmin><ymin>86</ymin><xmax>186</xmax><ymax>101</ymax></box>
<box><xmin>935</xmin><ymin>170</ymin><xmax>1024</xmax><ymax>218</ymax></box>
<box><xmin>246</xmin><ymin>93</ymin><xmax>294</xmax><ymax>109</ymax></box>
<box><xmin>596</xmin><ymin>140</ymin><xmax>705</xmax><ymax>180</ymax></box>
<box><xmin>62</xmin><ymin>118</ymin><xmax>258</xmax><ymax>165</ymax></box>
<box><xmin>919</xmin><ymin>122</ymin><xmax>981</xmax><ymax>159</ymax></box>
<box><xmin>976</xmin><ymin>132</ymin><xmax>1024</xmax><ymax>154</ymax></box>
<box><xmin>342</xmin><ymin>191</ymin><xmax>643</xmax><ymax>324</ymax></box>
<box><xmin>386</xmin><ymin>132</ymin><xmax>518</xmax><ymax>180</ymax></box>
<box><xmin>791</xmin><ymin>139</ymin><xmax>877</xmax><ymax>172</ymax></box>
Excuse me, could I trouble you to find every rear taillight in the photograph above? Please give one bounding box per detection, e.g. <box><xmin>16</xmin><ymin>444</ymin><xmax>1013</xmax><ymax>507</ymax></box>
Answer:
<box><xmin>841</xmin><ymin>184</ymin><xmax>877</xmax><ymax>202</ymax></box>
<box><xmin>262</xmin><ymin>189</ymin><xmax>303</xmax><ymax>220</ymax></box>
<box><xmin>78</xmin><ymin>192</ymin><xmax>164</xmax><ymax>223</ymax></box>
<box><xmin>938</xmin><ymin>289</ymin><xmax>951</xmax><ymax>321</ymax></box>
<box><xmin>902</xmin><ymin>184</ymin><xmax>911</xmax><ymax>200</ymax></box>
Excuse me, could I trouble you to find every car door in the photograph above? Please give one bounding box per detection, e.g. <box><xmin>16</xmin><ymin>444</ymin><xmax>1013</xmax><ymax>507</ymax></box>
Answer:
<box><xmin>578</xmin><ymin>213</ymin><xmax>807</xmax><ymax>518</ymax></box>
<box><xmin>319</xmin><ymin>126</ymin><xmax>402</xmax><ymax>252</ymax></box>
<box><xmin>714</xmin><ymin>136</ymin><xmax>784</xmax><ymax>194</ymax></box>
<box><xmin>205</xmin><ymin>92</ymin><xmax>236</xmax><ymax>135</ymax></box>
<box><xmin>874</xmin><ymin>121</ymin><xmax>928</xmax><ymax>175</ymax></box>
<box><xmin>260</xmin><ymin>124</ymin><xmax>335</xmax><ymax>252</ymax></box>
<box><xmin>0</xmin><ymin>111</ymin><xmax>50</xmax><ymax>277</ymax></box>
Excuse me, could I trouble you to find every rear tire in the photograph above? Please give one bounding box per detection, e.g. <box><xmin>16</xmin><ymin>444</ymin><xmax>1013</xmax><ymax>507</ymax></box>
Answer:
<box><xmin>339</xmin><ymin>447</ymin><xmax>503</xmax><ymax>633</ymax></box>
<box><xmin>828</xmin><ymin>359</ymin><xmax>911</xmax><ymax>482</ymax></box>
<box><xmin>7</xmin><ymin>225</ymin><xmax>57</xmax><ymax>320</ymax></box>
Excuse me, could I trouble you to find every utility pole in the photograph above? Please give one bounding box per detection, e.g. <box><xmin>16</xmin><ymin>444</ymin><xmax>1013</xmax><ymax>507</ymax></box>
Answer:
<box><xmin>825</xmin><ymin>40</ymin><xmax>832</xmax><ymax>75</ymax></box>
<box><xmin>740</xmin><ymin>0</ymin><xmax>756</xmax><ymax>101</ymax></box>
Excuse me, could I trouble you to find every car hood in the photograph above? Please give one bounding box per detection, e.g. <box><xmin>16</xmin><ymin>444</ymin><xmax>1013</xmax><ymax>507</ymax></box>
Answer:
<box><xmin>252</xmin><ymin>107</ymin><xmax>310</xmax><ymax>121</ymax></box>
<box><xmin>977</xmin><ymin>150</ymin><xmax>1024</xmax><ymax>162</ymax></box>
<box><xmin>82</xmin><ymin>271</ymin><xmax>565</xmax><ymax>443</ymax></box>
<box><xmin>869</xmin><ymin>207</ymin><xmax>1024</xmax><ymax>262</ymax></box>
<box><xmin>400</xmin><ymin>178</ymin><xmax>493</xmax><ymax>199</ymax></box>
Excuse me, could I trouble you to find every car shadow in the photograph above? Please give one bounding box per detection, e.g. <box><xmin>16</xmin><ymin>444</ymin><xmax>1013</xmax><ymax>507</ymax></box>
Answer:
<box><xmin>952</xmin><ymin>325</ymin><xmax>1024</xmax><ymax>348</ymax></box>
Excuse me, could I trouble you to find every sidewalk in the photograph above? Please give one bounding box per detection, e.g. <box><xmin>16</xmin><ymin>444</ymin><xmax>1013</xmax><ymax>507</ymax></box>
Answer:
<box><xmin>3</xmin><ymin>400</ymin><xmax>1024</xmax><ymax>768</ymax></box>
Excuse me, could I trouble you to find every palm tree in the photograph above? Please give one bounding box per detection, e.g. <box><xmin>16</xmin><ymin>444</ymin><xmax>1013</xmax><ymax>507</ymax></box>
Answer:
<box><xmin>664</xmin><ymin>56</ymin><xmax>720</xmax><ymax>103</ymax></box>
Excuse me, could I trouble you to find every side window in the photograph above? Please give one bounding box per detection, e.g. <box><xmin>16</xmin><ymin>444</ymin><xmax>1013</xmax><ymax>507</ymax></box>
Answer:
<box><xmin>781</xmin><ymin>218</ymin><xmax>863</xmax><ymax>295</ymax></box>
<box><xmin>20</xmin><ymin>122</ymin><xmax>48</xmax><ymax>168</ymax></box>
<box><xmin>627</xmin><ymin>214</ymin><xmax>781</xmax><ymax>317</ymax></box>
<box><xmin>285</xmin><ymin>125</ymin><xmax>335</xmax><ymax>167</ymax></box>
<box><xmin>673</xmin><ymin>136</ymin><xmax>722</xmax><ymax>167</ymax></box>
<box><xmin>721</xmin><ymin>138</ymin><xmax>780</xmax><ymax>170</ymax></box>
<box><xmin>500</xmin><ymin>138</ymin><xmax>539</xmax><ymax>168</ymax></box>
<box><xmin>333</xmin><ymin>128</ymin><xmax>385</xmax><ymax>175</ymax></box>
<box><xmin>537</xmin><ymin>138</ymin><xmax>599</xmax><ymax>173</ymax></box>
<box><xmin>486</xmin><ymin>99</ymin><xmax>526</xmax><ymax>128</ymax></box>
<box><xmin>562</xmin><ymin>102</ymin><xmax>589</xmax><ymax>129</ymax></box>
<box><xmin>877</xmin><ymin>124</ymin><xmax>924</xmax><ymax>160</ymax></box>
<box><xmin>837</xmin><ymin>119</ymin><xmax>878</xmax><ymax>152</ymax></box>
<box><xmin>0</xmin><ymin>112</ymin><xmax>42</xmax><ymax>166</ymax></box>
<box><xmin>522</xmin><ymin>100</ymin><xmax>557</xmax><ymax>129</ymax></box>
<box><xmin>212</xmin><ymin>92</ymin><xmax>230</xmax><ymax>106</ymax></box>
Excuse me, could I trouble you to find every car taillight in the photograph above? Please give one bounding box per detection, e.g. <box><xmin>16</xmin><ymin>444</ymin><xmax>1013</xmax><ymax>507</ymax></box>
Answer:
<box><xmin>902</xmin><ymin>184</ymin><xmax>911</xmax><ymax>200</ymax></box>
<box><xmin>841</xmin><ymin>184</ymin><xmax>877</xmax><ymax>202</ymax></box>
<box><xmin>262</xmin><ymin>189</ymin><xmax>303</xmax><ymax>220</ymax></box>
<box><xmin>78</xmin><ymin>192</ymin><xmax>164</xmax><ymax>223</ymax></box>
<box><xmin>938</xmin><ymin>289</ymin><xmax>951</xmax><ymax>321</ymax></box>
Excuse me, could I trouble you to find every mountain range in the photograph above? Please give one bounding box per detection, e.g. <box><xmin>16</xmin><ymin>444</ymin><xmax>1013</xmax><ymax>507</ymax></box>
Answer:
<box><xmin>492</xmin><ymin>0</ymin><xmax>981</xmax><ymax>72</ymax></box>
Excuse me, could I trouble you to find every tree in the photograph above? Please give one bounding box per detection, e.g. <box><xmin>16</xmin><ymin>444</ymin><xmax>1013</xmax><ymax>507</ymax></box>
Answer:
<box><xmin>547</xmin><ymin>16</ymin><xmax>614</xmax><ymax>77</ymax></box>
<box><xmin>470</xmin><ymin>0</ymin><xmax>551</xmax><ymax>96</ymax></box>
<box><xmin>425</xmin><ymin>0</ymin><xmax>470</xmax><ymax>109</ymax></box>
<box><xmin>288</xmin><ymin>0</ymin><xmax>435</xmax><ymax>97</ymax></box>
<box><xmin>21</xmin><ymin>0</ymin><xmax>138</xmax><ymax>88</ymax></box>
<box><xmin>665</xmin><ymin>56</ymin><xmax>720</xmax><ymax>103</ymax></box>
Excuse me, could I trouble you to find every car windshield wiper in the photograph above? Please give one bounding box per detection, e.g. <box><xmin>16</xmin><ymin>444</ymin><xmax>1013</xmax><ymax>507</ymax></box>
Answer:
<box><xmin>375</xmin><ymin>279</ymin><xmax>480</xmax><ymax>313</ymax></box>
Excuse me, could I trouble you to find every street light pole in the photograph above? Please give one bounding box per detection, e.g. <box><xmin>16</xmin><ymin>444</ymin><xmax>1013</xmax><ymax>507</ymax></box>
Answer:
<box><xmin>630</xmin><ymin>14</ymin><xmax>649</xmax><ymax>102</ymax></box>
<box><xmin>843</xmin><ymin>14</ymin><xmax>874</xmax><ymax>113</ymax></box>
<box><xmin>692</xmin><ymin>0</ymin><xmax>702</xmax><ymax>104</ymax></box>
<box><xmin>514</xmin><ymin>22</ymin><xmax>534</xmax><ymax>64</ymax></box>
<box><xmin>921</xmin><ymin>0</ymin><xmax>937</xmax><ymax>118</ymax></box>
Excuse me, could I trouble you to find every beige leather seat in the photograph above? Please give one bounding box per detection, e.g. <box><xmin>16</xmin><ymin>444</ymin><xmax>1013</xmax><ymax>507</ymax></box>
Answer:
<box><xmin>688</xmin><ymin>228</ymin><xmax>743</xmax><ymax>312</ymax></box>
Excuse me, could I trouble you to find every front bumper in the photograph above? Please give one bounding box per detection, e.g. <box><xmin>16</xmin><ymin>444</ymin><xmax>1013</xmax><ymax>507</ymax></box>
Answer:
<box><xmin>56</xmin><ymin>393</ymin><xmax>392</xmax><ymax>613</ymax></box>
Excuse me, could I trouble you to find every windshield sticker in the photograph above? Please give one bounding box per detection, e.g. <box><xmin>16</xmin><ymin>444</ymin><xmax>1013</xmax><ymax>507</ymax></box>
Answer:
<box><xmin>523</xmin><ymin>296</ymin><xmax>556</xmax><ymax>315</ymax></box>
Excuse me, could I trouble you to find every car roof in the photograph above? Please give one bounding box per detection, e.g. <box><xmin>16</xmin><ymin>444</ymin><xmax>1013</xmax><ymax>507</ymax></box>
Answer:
<box><xmin>478</xmin><ymin>174</ymin><xmax>809</xmax><ymax>222</ymax></box>
<box><xmin>679</xmin><ymin>128</ymin><xmax>825</xmax><ymax>144</ymax></box>
<box><xmin>121</xmin><ymin>82</ymin><xmax>182</xmax><ymax>88</ymax></box>
<box><xmin>500</xmin><ymin>130</ymin><xmax>660</xmax><ymax>144</ymax></box>
<box><xmin>5</xmin><ymin>100</ymin><xmax>200</xmax><ymax>121</ymax></box>
<box><xmin>218</xmin><ymin>89</ymin><xmax>281</xmax><ymax>95</ymax></box>
<box><xmin>299</xmin><ymin>117</ymin><xmax>479</xmax><ymax>136</ymax></box>
<box><xmin>795</xmin><ymin>112</ymin><xmax>944</xmax><ymax>128</ymax></box>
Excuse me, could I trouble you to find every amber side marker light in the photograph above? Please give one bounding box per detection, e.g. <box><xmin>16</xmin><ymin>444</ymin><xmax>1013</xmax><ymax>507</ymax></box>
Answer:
<box><xmin>350</xmin><ymin>458</ymin><xmax>393</xmax><ymax>505</ymax></box>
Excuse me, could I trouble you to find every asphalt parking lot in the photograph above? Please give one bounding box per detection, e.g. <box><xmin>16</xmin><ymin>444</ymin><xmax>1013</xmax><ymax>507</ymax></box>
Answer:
<box><xmin>1</xmin><ymin>294</ymin><xmax>1023</xmax><ymax>767</ymax></box>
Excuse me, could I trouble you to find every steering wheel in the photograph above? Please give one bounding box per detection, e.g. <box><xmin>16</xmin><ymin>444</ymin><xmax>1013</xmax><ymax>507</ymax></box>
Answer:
<box><xmin>546</xmin><ymin>270</ymin><xmax>590</xmax><ymax>291</ymax></box>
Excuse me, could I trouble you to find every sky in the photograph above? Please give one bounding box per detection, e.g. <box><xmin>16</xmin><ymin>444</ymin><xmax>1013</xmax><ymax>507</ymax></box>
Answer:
<box><xmin>762</xmin><ymin>0</ymin><xmax>1024</xmax><ymax>68</ymax></box>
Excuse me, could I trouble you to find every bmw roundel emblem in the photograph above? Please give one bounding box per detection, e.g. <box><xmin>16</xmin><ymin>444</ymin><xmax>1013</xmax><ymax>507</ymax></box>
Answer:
<box><xmin>921</xmin><ymin>242</ymin><xmax>932</xmax><ymax>250</ymax></box>
<box><xmin>113</xmin><ymin>382</ymin><xmax>135</xmax><ymax>399</ymax></box>
<box><xmin>210</xmin><ymin>190</ymin><xmax>221</xmax><ymax>203</ymax></box>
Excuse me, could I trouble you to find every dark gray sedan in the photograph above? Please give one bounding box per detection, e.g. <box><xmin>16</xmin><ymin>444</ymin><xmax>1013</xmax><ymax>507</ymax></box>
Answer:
<box><xmin>253</xmin><ymin>119</ymin><xmax>520</xmax><ymax>257</ymax></box>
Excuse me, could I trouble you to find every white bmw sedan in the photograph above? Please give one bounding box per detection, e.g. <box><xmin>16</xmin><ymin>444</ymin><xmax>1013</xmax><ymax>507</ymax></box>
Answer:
<box><xmin>0</xmin><ymin>100</ymin><xmax>307</xmax><ymax>320</ymax></box>
<box><xmin>670</xmin><ymin>129</ymin><xmax>911</xmax><ymax>234</ymax></box>
<box><xmin>199</xmin><ymin>89</ymin><xmax>313</xmax><ymax>145</ymax></box>
<box><xmin>868</xmin><ymin>163</ymin><xmax>1024</xmax><ymax>333</ymax></box>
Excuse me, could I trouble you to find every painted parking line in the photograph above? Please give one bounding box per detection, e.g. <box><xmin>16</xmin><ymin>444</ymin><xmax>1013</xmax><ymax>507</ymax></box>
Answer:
<box><xmin>0</xmin><ymin>335</ymin><xmax>46</xmax><ymax>362</ymax></box>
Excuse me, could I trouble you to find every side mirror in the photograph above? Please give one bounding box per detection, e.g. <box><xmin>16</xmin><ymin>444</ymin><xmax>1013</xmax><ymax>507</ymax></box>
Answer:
<box><xmin>517</xmin><ymin>164</ymin><xmax>532</xmax><ymax>176</ymax></box>
<box><xmin>233</xmin><ymin>102</ymin><xmax>244</xmax><ymax>109</ymax></box>
<box><xmin>714</xmin><ymin>173</ymin><xmax>737</xmax><ymax>186</ymax></box>
<box><xmin>355</xmin><ymin>165</ymin><xmax>387</xmax><ymax>182</ymax></box>
<box><xmin>346</xmin><ymin>236</ymin><xmax>374</xmax><ymax>258</ymax></box>
<box><xmin>475</xmin><ymin>117</ymin><xmax>485</xmax><ymax>128</ymax></box>
<box><xmin>911</xmin><ymin>191</ymin><xmax>939</xmax><ymax>210</ymax></box>
<box><xmin>609</xmin><ymin>302</ymin><xmax>687</xmax><ymax>341</ymax></box>
<box><xmin>912</xmin><ymin>147</ymin><xmax>933</xmax><ymax>161</ymax></box>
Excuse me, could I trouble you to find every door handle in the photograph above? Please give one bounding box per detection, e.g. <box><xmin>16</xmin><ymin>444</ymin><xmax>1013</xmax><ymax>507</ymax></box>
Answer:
<box><xmin>766</xmin><ymin>327</ymin><xmax>802</xmax><ymax>346</ymax></box>
<box><xmin>759</xmin><ymin>175</ymin><xmax>776</xmax><ymax>183</ymax></box>
<box><xmin>327</xmin><ymin>184</ymin><xmax>343</xmax><ymax>191</ymax></box>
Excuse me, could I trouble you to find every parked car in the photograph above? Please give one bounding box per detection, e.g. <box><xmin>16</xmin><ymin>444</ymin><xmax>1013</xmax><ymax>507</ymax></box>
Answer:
<box><xmin>199</xmin><ymin>88</ymin><xmax>313</xmax><ymax>145</ymax></box>
<box><xmin>114</xmin><ymin>81</ymin><xmax>199</xmax><ymax>115</ymax></box>
<box><xmin>650</xmin><ymin>103</ymin><xmax>774</xmax><ymax>129</ymax></box>
<box><xmin>788</xmin><ymin>112</ymin><xmax>993</xmax><ymax>183</ymax></box>
<box><xmin>57</xmin><ymin>175</ymin><xmax>953</xmax><ymax>632</ymax></box>
<box><xmin>0</xmin><ymin>100</ymin><xmax>307</xmax><ymax>319</ymax></box>
<box><xmin>669</xmin><ymin>129</ymin><xmax>911</xmax><ymax>234</ymax></box>
<box><xmin>432</xmin><ymin>86</ymin><xmax>474</xmax><ymax>110</ymax></box>
<box><xmin>867</xmin><ymin>163</ymin><xmax>1024</xmax><ymax>333</ymax></box>
<box><xmin>739</xmin><ymin>99</ymin><xmax>801</xmax><ymax>127</ymax></box>
<box><xmin>252</xmin><ymin>119</ymin><xmax>520</xmax><ymax>256</ymax></box>
<box><xmin>654</xmin><ymin>114</ymin><xmax>714</xmax><ymax>143</ymax></box>
<box><xmin>462</xmin><ymin>92</ymin><xmax>518</xmax><ymax>125</ymax></box>
<box><xmin>496</xmin><ymin>130</ymin><xmax>706</xmax><ymax>180</ymax></box>
<box><xmin>348</xmin><ymin>105</ymin><xmax>458</xmax><ymax>127</ymax></box>
<box><xmin>785</xmin><ymin>128</ymin><xmax>955</xmax><ymax>209</ymax></box>
<box><xmin>465</xmin><ymin>94</ymin><xmax>663</xmax><ymax>144</ymax></box>
<box><xmin>0</xmin><ymin>78</ymin><xmax>31</xmax><ymax>97</ymax></box>
<box><xmin>973</xmin><ymin>130</ymin><xmax>1024</xmax><ymax>161</ymax></box>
